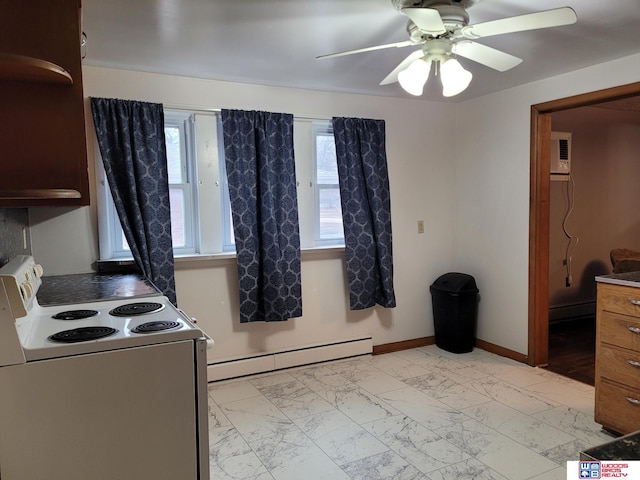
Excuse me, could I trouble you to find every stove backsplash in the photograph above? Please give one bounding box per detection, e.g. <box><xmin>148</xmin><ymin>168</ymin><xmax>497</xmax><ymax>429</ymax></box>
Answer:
<box><xmin>0</xmin><ymin>208</ymin><xmax>31</xmax><ymax>267</ymax></box>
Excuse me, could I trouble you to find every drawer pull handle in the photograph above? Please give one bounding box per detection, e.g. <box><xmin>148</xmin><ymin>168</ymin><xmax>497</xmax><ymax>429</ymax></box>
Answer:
<box><xmin>627</xmin><ymin>326</ymin><xmax>640</xmax><ymax>334</ymax></box>
<box><xmin>627</xmin><ymin>359</ymin><xmax>640</xmax><ymax>368</ymax></box>
<box><xmin>630</xmin><ymin>299</ymin><xmax>640</xmax><ymax>306</ymax></box>
<box><xmin>626</xmin><ymin>396</ymin><xmax>640</xmax><ymax>405</ymax></box>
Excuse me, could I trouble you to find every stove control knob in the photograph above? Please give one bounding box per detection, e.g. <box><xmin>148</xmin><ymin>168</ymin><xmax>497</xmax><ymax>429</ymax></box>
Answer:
<box><xmin>33</xmin><ymin>264</ymin><xmax>44</xmax><ymax>278</ymax></box>
<box><xmin>20</xmin><ymin>281</ymin><xmax>34</xmax><ymax>301</ymax></box>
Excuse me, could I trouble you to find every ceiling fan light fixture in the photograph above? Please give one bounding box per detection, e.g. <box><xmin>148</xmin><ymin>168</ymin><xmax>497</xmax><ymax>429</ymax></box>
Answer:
<box><xmin>398</xmin><ymin>58</ymin><xmax>431</xmax><ymax>96</ymax></box>
<box><xmin>319</xmin><ymin>5</ymin><xmax>578</xmax><ymax>98</ymax></box>
<box><xmin>440</xmin><ymin>58</ymin><xmax>472</xmax><ymax>97</ymax></box>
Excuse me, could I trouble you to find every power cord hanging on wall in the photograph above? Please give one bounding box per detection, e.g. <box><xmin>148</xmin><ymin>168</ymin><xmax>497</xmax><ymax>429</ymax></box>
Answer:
<box><xmin>562</xmin><ymin>173</ymin><xmax>579</xmax><ymax>287</ymax></box>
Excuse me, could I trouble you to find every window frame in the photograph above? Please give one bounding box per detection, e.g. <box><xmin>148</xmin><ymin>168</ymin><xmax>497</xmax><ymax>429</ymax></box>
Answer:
<box><xmin>96</xmin><ymin>110</ymin><xmax>343</xmax><ymax>263</ymax></box>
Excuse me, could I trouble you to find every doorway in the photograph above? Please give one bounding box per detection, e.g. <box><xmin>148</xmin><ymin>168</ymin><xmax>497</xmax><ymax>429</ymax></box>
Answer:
<box><xmin>528</xmin><ymin>81</ymin><xmax>640</xmax><ymax>368</ymax></box>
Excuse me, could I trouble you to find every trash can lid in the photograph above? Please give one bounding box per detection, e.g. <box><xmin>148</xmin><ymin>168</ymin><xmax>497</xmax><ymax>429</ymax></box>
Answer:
<box><xmin>430</xmin><ymin>272</ymin><xmax>478</xmax><ymax>293</ymax></box>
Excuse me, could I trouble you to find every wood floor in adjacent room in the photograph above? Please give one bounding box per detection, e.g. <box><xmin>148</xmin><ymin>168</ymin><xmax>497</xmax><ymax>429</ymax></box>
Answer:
<box><xmin>546</xmin><ymin>316</ymin><xmax>596</xmax><ymax>386</ymax></box>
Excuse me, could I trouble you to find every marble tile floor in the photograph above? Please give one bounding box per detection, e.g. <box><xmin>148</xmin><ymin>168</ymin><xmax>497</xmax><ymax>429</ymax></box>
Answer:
<box><xmin>207</xmin><ymin>345</ymin><xmax>614</xmax><ymax>480</ymax></box>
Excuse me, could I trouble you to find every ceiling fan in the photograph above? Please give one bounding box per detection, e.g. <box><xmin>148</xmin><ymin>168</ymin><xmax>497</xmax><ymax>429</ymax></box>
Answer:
<box><xmin>317</xmin><ymin>0</ymin><xmax>577</xmax><ymax>97</ymax></box>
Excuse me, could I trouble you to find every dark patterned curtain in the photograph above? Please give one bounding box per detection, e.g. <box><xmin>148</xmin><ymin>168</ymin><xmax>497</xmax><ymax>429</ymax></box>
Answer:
<box><xmin>90</xmin><ymin>97</ymin><xmax>176</xmax><ymax>305</ymax></box>
<box><xmin>221</xmin><ymin>109</ymin><xmax>302</xmax><ymax>323</ymax></box>
<box><xmin>332</xmin><ymin>117</ymin><xmax>396</xmax><ymax>310</ymax></box>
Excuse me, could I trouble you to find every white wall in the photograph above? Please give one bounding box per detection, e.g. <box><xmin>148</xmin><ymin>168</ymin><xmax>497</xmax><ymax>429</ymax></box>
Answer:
<box><xmin>31</xmin><ymin>67</ymin><xmax>457</xmax><ymax>362</ymax></box>
<box><xmin>454</xmin><ymin>53</ymin><xmax>640</xmax><ymax>355</ymax></box>
<box><xmin>30</xmin><ymin>52</ymin><xmax>640</xmax><ymax>362</ymax></box>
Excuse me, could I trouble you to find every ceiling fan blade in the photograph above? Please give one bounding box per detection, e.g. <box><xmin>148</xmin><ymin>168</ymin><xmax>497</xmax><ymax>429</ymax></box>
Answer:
<box><xmin>453</xmin><ymin>41</ymin><xmax>522</xmax><ymax>72</ymax></box>
<box><xmin>380</xmin><ymin>49</ymin><xmax>424</xmax><ymax>85</ymax></box>
<box><xmin>461</xmin><ymin>7</ymin><xmax>577</xmax><ymax>39</ymax></box>
<box><xmin>316</xmin><ymin>40</ymin><xmax>413</xmax><ymax>60</ymax></box>
<box><xmin>401</xmin><ymin>7</ymin><xmax>446</xmax><ymax>35</ymax></box>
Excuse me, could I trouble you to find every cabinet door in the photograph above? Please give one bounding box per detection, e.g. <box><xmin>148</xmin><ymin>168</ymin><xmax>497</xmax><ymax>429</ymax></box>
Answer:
<box><xmin>595</xmin><ymin>379</ymin><xmax>640</xmax><ymax>435</ymax></box>
<box><xmin>598</xmin><ymin>283</ymin><xmax>640</xmax><ymax>317</ymax></box>
<box><xmin>0</xmin><ymin>0</ymin><xmax>89</xmax><ymax>207</ymax></box>
<box><xmin>599</xmin><ymin>343</ymin><xmax>640</xmax><ymax>388</ymax></box>
<box><xmin>600</xmin><ymin>311</ymin><xmax>640</xmax><ymax>351</ymax></box>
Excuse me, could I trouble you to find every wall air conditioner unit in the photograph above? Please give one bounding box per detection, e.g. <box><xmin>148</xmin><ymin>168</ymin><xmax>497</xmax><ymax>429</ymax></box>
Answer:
<box><xmin>550</xmin><ymin>131</ymin><xmax>572</xmax><ymax>180</ymax></box>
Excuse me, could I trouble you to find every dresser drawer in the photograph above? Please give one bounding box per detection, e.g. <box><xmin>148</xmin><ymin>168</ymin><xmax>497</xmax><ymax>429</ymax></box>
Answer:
<box><xmin>599</xmin><ymin>344</ymin><xmax>640</xmax><ymax>388</ymax></box>
<box><xmin>600</xmin><ymin>311</ymin><xmax>640</xmax><ymax>351</ymax></box>
<box><xmin>598</xmin><ymin>283</ymin><xmax>640</xmax><ymax>317</ymax></box>
<box><xmin>595</xmin><ymin>379</ymin><xmax>640</xmax><ymax>435</ymax></box>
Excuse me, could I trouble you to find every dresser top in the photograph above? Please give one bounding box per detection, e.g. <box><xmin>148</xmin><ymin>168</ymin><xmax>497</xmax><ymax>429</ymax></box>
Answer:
<box><xmin>596</xmin><ymin>271</ymin><xmax>640</xmax><ymax>288</ymax></box>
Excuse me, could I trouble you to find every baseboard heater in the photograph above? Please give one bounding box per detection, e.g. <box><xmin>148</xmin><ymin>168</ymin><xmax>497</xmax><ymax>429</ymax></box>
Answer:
<box><xmin>207</xmin><ymin>336</ymin><xmax>373</xmax><ymax>382</ymax></box>
<box><xmin>549</xmin><ymin>301</ymin><xmax>596</xmax><ymax>322</ymax></box>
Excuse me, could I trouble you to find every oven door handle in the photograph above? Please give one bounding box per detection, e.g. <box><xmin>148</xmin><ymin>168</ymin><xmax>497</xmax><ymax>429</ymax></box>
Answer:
<box><xmin>201</xmin><ymin>331</ymin><xmax>215</xmax><ymax>349</ymax></box>
<box><xmin>178</xmin><ymin>309</ymin><xmax>214</xmax><ymax>349</ymax></box>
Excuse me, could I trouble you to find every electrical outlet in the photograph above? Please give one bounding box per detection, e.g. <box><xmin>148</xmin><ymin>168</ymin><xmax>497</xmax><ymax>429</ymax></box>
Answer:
<box><xmin>417</xmin><ymin>220</ymin><xmax>424</xmax><ymax>234</ymax></box>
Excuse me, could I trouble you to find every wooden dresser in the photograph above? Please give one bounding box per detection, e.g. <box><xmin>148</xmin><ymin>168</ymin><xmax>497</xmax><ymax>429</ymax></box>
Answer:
<box><xmin>595</xmin><ymin>278</ymin><xmax>640</xmax><ymax>434</ymax></box>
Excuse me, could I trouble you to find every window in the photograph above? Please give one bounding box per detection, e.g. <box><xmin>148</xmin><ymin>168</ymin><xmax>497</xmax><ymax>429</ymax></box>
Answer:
<box><xmin>98</xmin><ymin>111</ymin><xmax>197</xmax><ymax>259</ymax></box>
<box><xmin>313</xmin><ymin>122</ymin><xmax>343</xmax><ymax>244</ymax></box>
<box><xmin>217</xmin><ymin>116</ymin><xmax>236</xmax><ymax>251</ymax></box>
<box><xmin>164</xmin><ymin>111</ymin><xmax>196</xmax><ymax>252</ymax></box>
<box><xmin>96</xmin><ymin>111</ymin><xmax>343</xmax><ymax>261</ymax></box>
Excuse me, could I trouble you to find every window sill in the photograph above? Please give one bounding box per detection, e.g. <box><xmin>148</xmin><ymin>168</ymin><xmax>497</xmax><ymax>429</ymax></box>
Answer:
<box><xmin>174</xmin><ymin>246</ymin><xmax>345</xmax><ymax>266</ymax></box>
<box><xmin>97</xmin><ymin>246</ymin><xmax>345</xmax><ymax>271</ymax></box>
<box><xmin>300</xmin><ymin>245</ymin><xmax>345</xmax><ymax>260</ymax></box>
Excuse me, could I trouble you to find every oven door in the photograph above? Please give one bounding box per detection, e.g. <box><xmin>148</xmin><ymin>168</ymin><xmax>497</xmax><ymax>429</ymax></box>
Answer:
<box><xmin>0</xmin><ymin>339</ymin><xmax>208</xmax><ymax>480</ymax></box>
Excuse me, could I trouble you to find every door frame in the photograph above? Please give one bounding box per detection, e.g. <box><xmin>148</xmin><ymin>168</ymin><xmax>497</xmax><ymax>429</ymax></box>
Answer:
<box><xmin>528</xmin><ymin>81</ymin><xmax>640</xmax><ymax>366</ymax></box>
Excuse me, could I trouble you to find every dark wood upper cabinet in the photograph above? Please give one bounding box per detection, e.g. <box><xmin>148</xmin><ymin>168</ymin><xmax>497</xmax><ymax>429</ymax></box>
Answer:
<box><xmin>0</xmin><ymin>0</ymin><xmax>89</xmax><ymax>207</ymax></box>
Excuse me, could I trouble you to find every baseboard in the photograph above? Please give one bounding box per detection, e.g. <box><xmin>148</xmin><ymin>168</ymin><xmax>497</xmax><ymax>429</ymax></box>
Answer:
<box><xmin>549</xmin><ymin>301</ymin><xmax>596</xmax><ymax>322</ymax></box>
<box><xmin>373</xmin><ymin>337</ymin><xmax>434</xmax><ymax>355</ymax></box>
<box><xmin>374</xmin><ymin>336</ymin><xmax>527</xmax><ymax>364</ymax></box>
<box><xmin>207</xmin><ymin>335</ymin><xmax>529</xmax><ymax>382</ymax></box>
<box><xmin>207</xmin><ymin>337</ymin><xmax>373</xmax><ymax>382</ymax></box>
<box><xmin>475</xmin><ymin>338</ymin><xmax>528</xmax><ymax>363</ymax></box>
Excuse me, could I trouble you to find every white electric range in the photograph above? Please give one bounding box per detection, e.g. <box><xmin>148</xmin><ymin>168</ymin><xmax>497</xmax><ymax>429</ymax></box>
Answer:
<box><xmin>0</xmin><ymin>255</ymin><xmax>211</xmax><ymax>480</ymax></box>
<box><xmin>1</xmin><ymin>255</ymin><xmax>209</xmax><ymax>362</ymax></box>
<box><xmin>18</xmin><ymin>291</ymin><xmax>207</xmax><ymax>361</ymax></box>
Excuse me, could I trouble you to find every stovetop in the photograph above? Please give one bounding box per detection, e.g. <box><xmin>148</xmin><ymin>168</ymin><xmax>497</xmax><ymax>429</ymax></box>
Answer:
<box><xmin>37</xmin><ymin>272</ymin><xmax>160</xmax><ymax>306</ymax></box>
<box><xmin>16</xmin><ymin>295</ymin><xmax>203</xmax><ymax>361</ymax></box>
<box><xmin>0</xmin><ymin>256</ymin><xmax>207</xmax><ymax>364</ymax></box>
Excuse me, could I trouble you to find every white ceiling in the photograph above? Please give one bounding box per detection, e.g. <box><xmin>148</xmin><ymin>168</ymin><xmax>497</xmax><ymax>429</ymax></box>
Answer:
<box><xmin>81</xmin><ymin>0</ymin><xmax>640</xmax><ymax>102</ymax></box>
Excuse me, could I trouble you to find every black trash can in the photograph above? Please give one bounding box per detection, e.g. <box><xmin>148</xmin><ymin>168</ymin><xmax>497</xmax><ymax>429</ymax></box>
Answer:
<box><xmin>430</xmin><ymin>273</ymin><xmax>479</xmax><ymax>353</ymax></box>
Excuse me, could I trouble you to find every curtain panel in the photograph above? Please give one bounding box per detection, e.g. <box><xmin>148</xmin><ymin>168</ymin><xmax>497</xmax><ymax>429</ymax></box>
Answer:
<box><xmin>90</xmin><ymin>97</ymin><xmax>177</xmax><ymax>305</ymax></box>
<box><xmin>221</xmin><ymin>109</ymin><xmax>302</xmax><ymax>323</ymax></box>
<box><xmin>332</xmin><ymin>117</ymin><xmax>396</xmax><ymax>310</ymax></box>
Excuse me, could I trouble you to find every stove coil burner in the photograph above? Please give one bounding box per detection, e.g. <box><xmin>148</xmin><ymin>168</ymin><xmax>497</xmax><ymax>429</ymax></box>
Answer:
<box><xmin>109</xmin><ymin>302</ymin><xmax>164</xmax><ymax>317</ymax></box>
<box><xmin>52</xmin><ymin>310</ymin><xmax>99</xmax><ymax>320</ymax></box>
<box><xmin>48</xmin><ymin>326</ymin><xmax>118</xmax><ymax>343</ymax></box>
<box><xmin>132</xmin><ymin>321</ymin><xmax>181</xmax><ymax>334</ymax></box>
